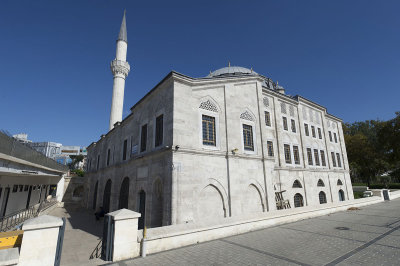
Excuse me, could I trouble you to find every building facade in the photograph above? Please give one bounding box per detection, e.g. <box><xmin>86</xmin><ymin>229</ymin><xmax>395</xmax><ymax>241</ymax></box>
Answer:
<box><xmin>86</xmin><ymin>14</ymin><xmax>353</xmax><ymax>229</ymax></box>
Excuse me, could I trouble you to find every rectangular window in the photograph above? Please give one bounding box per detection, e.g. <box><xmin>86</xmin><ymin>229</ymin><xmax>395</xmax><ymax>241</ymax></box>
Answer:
<box><xmin>283</xmin><ymin>117</ymin><xmax>288</xmax><ymax>131</ymax></box>
<box><xmin>304</xmin><ymin>124</ymin><xmax>309</xmax><ymax>136</ymax></box>
<box><xmin>291</xmin><ymin>119</ymin><xmax>296</xmax><ymax>133</ymax></box>
<box><xmin>318</xmin><ymin>128</ymin><xmax>322</xmax><ymax>139</ymax></box>
<box><xmin>284</xmin><ymin>144</ymin><xmax>291</xmax><ymax>164</ymax></box>
<box><xmin>107</xmin><ymin>149</ymin><xmax>110</xmax><ymax>166</ymax></box>
<box><xmin>314</xmin><ymin>149</ymin><xmax>320</xmax><ymax>166</ymax></box>
<box><xmin>123</xmin><ymin>139</ymin><xmax>127</xmax><ymax>160</ymax></box>
<box><xmin>202</xmin><ymin>115</ymin><xmax>216</xmax><ymax>146</ymax></box>
<box><xmin>307</xmin><ymin>148</ymin><xmax>313</xmax><ymax>165</ymax></box>
<box><xmin>140</xmin><ymin>124</ymin><xmax>147</xmax><ymax>152</ymax></box>
<box><xmin>329</xmin><ymin>131</ymin><xmax>332</xmax><ymax>142</ymax></box>
<box><xmin>267</xmin><ymin>141</ymin><xmax>274</xmax><ymax>157</ymax></box>
<box><xmin>293</xmin><ymin>146</ymin><xmax>300</xmax><ymax>164</ymax></box>
<box><xmin>336</xmin><ymin>153</ymin><xmax>342</xmax><ymax>167</ymax></box>
<box><xmin>13</xmin><ymin>185</ymin><xmax>18</xmax><ymax>193</ymax></box>
<box><xmin>320</xmin><ymin>150</ymin><xmax>326</xmax><ymax>166</ymax></box>
<box><xmin>243</xmin><ymin>124</ymin><xmax>254</xmax><ymax>151</ymax></box>
<box><xmin>311</xmin><ymin>126</ymin><xmax>316</xmax><ymax>138</ymax></box>
<box><xmin>334</xmin><ymin>133</ymin><xmax>338</xmax><ymax>143</ymax></box>
<box><xmin>19</xmin><ymin>185</ymin><xmax>23</xmax><ymax>192</ymax></box>
<box><xmin>265</xmin><ymin>111</ymin><xmax>271</xmax><ymax>127</ymax></box>
<box><xmin>331</xmin><ymin>152</ymin><xmax>337</xmax><ymax>167</ymax></box>
<box><xmin>155</xmin><ymin>114</ymin><xmax>164</xmax><ymax>147</ymax></box>
<box><xmin>97</xmin><ymin>155</ymin><xmax>100</xmax><ymax>170</ymax></box>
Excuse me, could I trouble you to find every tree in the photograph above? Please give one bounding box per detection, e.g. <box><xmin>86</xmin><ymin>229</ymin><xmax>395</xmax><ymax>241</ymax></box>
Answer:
<box><xmin>68</xmin><ymin>155</ymin><xmax>85</xmax><ymax>170</ymax></box>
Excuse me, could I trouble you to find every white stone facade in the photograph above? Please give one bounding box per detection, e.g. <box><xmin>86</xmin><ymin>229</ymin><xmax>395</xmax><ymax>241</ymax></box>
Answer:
<box><xmin>86</xmin><ymin>67</ymin><xmax>353</xmax><ymax>229</ymax></box>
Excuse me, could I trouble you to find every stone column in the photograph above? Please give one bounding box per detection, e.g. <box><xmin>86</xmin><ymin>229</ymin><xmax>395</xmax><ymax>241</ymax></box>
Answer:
<box><xmin>107</xmin><ymin>209</ymin><xmax>141</xmax><ymax>261</ymax></box>
<box><xmin>18</xmin><ymin>215</ymin><xmax>63</xmax><ymax>266</ymax></box>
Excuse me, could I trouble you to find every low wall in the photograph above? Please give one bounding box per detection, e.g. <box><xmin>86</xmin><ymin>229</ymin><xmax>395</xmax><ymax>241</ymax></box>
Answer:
<box><xmin>141</xmin><ymin>197</ymin><xmax>383</xmax><ymax>256</ymax></box>
<box><xmin>390</xmin><ymin>190</ymin><xmax>400</xmax><ymax>200</ymax></box>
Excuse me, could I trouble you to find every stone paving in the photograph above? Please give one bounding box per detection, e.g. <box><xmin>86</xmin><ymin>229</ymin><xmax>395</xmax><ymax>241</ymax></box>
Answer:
<box><xmin>51</xmin><ymin>199</ymin><xmax>400</xmax><ymax>265</ymax></box>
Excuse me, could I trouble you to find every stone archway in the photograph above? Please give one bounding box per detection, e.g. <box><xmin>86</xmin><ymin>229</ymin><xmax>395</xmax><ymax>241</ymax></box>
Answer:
<box><xmin>118</xmin><ymin>177</ymin><xmax>129</xmax><ymax>209</ymax></box>
<box><xmin>197</xmin><ymin>185</ymin><xmax>226</xmax><ymax>221</ymax></box>
<box><xmin>242</xmin><ymin>184</ymin><xmax>264</xmax><ymax>214</ymax></box>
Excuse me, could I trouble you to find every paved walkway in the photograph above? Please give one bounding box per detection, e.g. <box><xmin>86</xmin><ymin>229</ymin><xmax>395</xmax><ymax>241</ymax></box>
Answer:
<box><xmin>51</xmin><ymin>199</ymin><xmax>400</xmax><ymax>265</ymax></box>
<box><xmin>110</xmin><ymin>199</ymin><xmax>400</xmax><ymax>266</ymax></box>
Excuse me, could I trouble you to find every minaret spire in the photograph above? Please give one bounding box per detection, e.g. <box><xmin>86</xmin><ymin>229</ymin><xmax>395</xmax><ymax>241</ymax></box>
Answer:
<box><xmin>109</xmin><ymin>10</ymin><xmax>131</xmax><ymax>130</ymax></box>
<box><xmin>118</xmin><ymin>10</ymin><xmax>127</xmax><ymax>42</ymax></box>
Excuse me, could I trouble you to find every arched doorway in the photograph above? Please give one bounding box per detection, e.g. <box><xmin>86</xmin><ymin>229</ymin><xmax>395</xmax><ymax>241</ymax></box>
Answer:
<box><xmin>319</xmin><ymin>191</ymin><xmax>327</xmax><ymax>204</ymax></box>
<box><xmin>118</xmin><ymin>177</ymin><xmax>129</xmax><ymax>209</ymax></box>
<box><xmin>294</xmin><ymin>193</ymin><xmax>304</xmax><ymax>208</ymax></box>
<box><xmin>93</xmin><ymin>181</ymin><xmax>98</xmax><ymax>210</ymax></box>
<box><xmin>138</xmin><ymin>190</ymin><xmax>146</xmax><ymax>229</ymax></box>
<box><xmin>103</xmin><ymin>180</ymin><xmax>112</xmax><ymax>213</ymax></box>
<box><xmin>338</xmin><ymin>189</ymin><xmax>345</xmax><ymax>201</ymax></box>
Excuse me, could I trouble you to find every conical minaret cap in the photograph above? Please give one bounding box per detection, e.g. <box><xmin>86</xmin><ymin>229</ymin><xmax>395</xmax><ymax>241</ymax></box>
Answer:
<box><xmin>117</xmin><ymin>10</ymin><xmax>127</xmax><ymax>42</ymax></box>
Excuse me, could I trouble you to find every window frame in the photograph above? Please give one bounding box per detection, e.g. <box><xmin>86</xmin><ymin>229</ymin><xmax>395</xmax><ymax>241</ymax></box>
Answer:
<box><xmin>264</xmin><ymin>111</ymin><xmax>271</xmax><ymax>127</ymax></box>
<box><xmin>304</xmin><ymin>123</ymin><xmax>309</xmax><ymax>136</ymax></box>
<box><xmin>329</xmin><ymin>131</ymin><xmax>333</xmax><ymax>142</ymax></box>
<box><xmin>318</xmin><ymin>128</ymin><xmax>322</xmax><ymax>139</ymax></box>
<box><xmin>282</xmin><ymin>116</ymin><xmax>288</xmax><ymax>131</ymax></box>
<box><xmin>199</xmin><ymin>109</ymin><xmax>220</xmax><ymax>150</ymax></box>
<box><xmin>140</xmin><ymin>123</ymin><xmax>148</xmax><ymax>153</ymax></box>
<box><xmin>307</xmin><ymin>148</ymin><xmax>313</xmax><ymax>165</ymax></box>
<box><xmin>334</xmin><ymin>132</ymin><xmax>338</xmax><ymax>143</ymax></box>
<box><xmin>242</xmin><ymin>123</ymin><xmax>255</xmax><ymax>152</ymax></box>
<box><xmin>122</xmin><ymin>139</ymin><xmax>128</xmax><ymax>160</ymax></box>
<box><xmin>320</xmin><ymin>150</ymin><xmax>326</xmax><ymax>166</ymax></box>
<box><xmin>267</xmin><ymin>140</ymin><xmax>274</xmax><ymax>157</ymax></box>
<box><xmin>336</xmin><ymin>153</ymin><xmax>342</xmax><ymax>167</ymax></box>
<box><xmin>284</xmin><ymin>144</ymin><xmax>292</xmax><ymax>164</ymax></box>
<box><xmin>293</xmin><ymin>145</ymin><xmax>300</xmax><ymax>164</ymax></box>
<box><xmin>314</xmin><ymin>149</ymin><xmax>320</xmax><ymax>166</ymax></box>
<box><xmin>154</xmin><ymin>113</ymin><xmax>164</xmax><ymax>148</ymax></box>
<box><xmin>331</xmin><ymin>152</ymin><xmax>337</xmax><ymax>167</ymax></box>
<box><xmin>291</xmin><ymin>119</ymin><xmax>296</xmax><ymax>133</ymax></box>
<box><xmin>311</xmin><ymin>125</ymin><xmax>316</xmax><ymax>138</ymax></box>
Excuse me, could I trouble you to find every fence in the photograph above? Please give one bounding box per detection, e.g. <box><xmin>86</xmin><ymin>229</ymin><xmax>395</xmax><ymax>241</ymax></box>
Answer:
<box><xmin>0</xmin><ymin>206</ymin><xmax>36</xmax><ymax>232</ymax></box>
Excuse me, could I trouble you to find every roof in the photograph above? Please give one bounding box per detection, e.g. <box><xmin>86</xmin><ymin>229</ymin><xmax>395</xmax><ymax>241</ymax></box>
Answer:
<box><xmin>207</xmin><ymin>66</ymin><xmax>257</xmax><ymax>77</ymax></box>
<box><xmin>117</xmin><ymin>10</ymin><xmax>127</xmax><ymax>42</ymax></box>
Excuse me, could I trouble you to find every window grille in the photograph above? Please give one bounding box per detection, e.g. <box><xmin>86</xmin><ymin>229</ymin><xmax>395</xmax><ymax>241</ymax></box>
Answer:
<box><xmin>293</xmin><ymin>180</ymin><xmax>302</xmax><ymax>188</ymax></box>
<box><xmin>319</xmin><ymin>191</ymin><xmax>327</xmax><ymax>204</ymax></box>
<box><xmin>317</xmin><ymin>179</ymin><xmax>325</xmax><ymax>187</ymax></box>
<box><xmin>307</xmin><ymin>148</ymin><xmax>313</xmax><ymax>165</ymax></box>
<box><xmin>289</xmin><ymin>105</ymin><xmax>294</xmax><ymax>117</ymax></box>
<box><xmin>240</xmin><ymin>111</ymin><xmax>254</xmax><ymax>121</ymax></box>
<box><xmin>329</xmin><ymin>131</ymin><xmax>333</xmax><ymax>142</ymax></box>
<box><xmin>265</xmin><ymin>111</ymin><xmax>271</xmax><ymax>126</ymax></box>
<box><xmin>140</xmin><ymin>124</ymin><xmax>147</xmax><ymax>152</ymax></box>
<box><xmin>294</xmin><ymin>193</ymin><xmax>304</xmax><ymax>207</ymax></box>
<box><xmin>314</xmin><ymin>149</ymin><xmax>320</xmax><ymax>166</ymax></box>
<box><xmin>320</xmin><ymin>150</ymin><xmax>326</xmax><ymax>166</ymax></box>
<box><xmin>123</xmin><ymin>139</ymin><xmax>127</xmax><ymax>160</ymax></box>
<box><xmin>283</xmin><ymin>117</ymin><xmax>288</xmax><ymax>131</ymax></box>
<box><xmin>291</xmin><ymin>119</ymin><xmax>296</xmax><ymax>133</ymax></box>
<box><xmin>199</xmin><ymin>100</ymin><xmax>218</xmax><ymax>112</ymax></box>
<box><xmin>263</xmin><ymin>97</ymin><xmax>269</xmax><ymax>108</ymax></box>
<box><xmin>284</xmin><ymin>144</ymin><xmax>291</xmax><ymax>164</ymax></box>
<box><xmin>334</xmin><ymin>133</ymin><xmax>338</xmax><ymax>143</ymax></box>
<box><xmin>331</xmin><ymin>152</ymin><xmax>337</xmax><ymax>167</ymax></box>
<box><xmin>242</xmin><ymin>124</ymin><xmax>254</xmax><ymax>151</ymax></box>
<box><xmin>155</xmin><ymin>114</ymin><xmax>164</xmax><ymax>147</ymax></box>
<box><xmin>281</xmin><ymin>102</ymin><xmax>287</xmax><ymax>114</ymax></box>
<box><xmin>202</xmin><ymin>115</ymin><xmax>216</xmax><ymax>146</ymax></box>
<box><xmin>304</xmin><ymin>124</ymin><xmax>309</xmax><ymax>136</ymax></box>
<box><xmin>311</xmin><ymin>126</ymin><xmax>316</xmax><ymax>138</ymax></box>
<box><xmin>318</xmin><ymin>128</ymin><xmax>322</xmax><ymax>139</ymax></box>
<box><xmin>337</xmin><ymin>179</ymin><xmax>343</xmax><ymax>185</ymax></box>
<box><xmin>267</xmin><ymin>141</ymin><xmax>274</xmax><ymax>157</ymax></box>
<box><xmin>336</xmin><ymin>153</ymin><xmax>342</xmax><ymax>167</ymax></box>
<box><xmin>293</xmin><ymin>146</ymin><xmax>300</xmax><ymax>164</ymax></box>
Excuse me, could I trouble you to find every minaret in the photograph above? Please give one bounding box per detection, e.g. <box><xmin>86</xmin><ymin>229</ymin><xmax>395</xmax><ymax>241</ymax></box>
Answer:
<box><xmin>109</xmin><ymin>10</ymin><xmax>130</xmax><ymax>130</ymax></box>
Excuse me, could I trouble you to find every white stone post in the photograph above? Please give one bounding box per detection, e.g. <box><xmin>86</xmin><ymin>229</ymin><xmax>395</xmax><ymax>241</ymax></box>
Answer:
<box><xmin>107</xmin><ymin>209</ymin><xmax>141</xmax><ymax>261</ymax></box>
<box><xmin>18</xmin><ymin>215</ymin><xmax>63</xmax><ymax>266</ymax></box>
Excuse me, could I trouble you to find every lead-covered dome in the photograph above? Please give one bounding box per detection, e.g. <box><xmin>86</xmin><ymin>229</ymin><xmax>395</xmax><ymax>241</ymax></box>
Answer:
<box><xmin>207</xmin><ymin>66</ymin><xmax>257</xmax><ymax>77</ymax></box>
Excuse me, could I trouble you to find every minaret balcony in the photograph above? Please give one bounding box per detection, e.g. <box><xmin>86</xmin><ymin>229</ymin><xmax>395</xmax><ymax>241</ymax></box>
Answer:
<box><xmin>110</xmin><ymin>59</ymin><xmax>130</xmax><ymax>77</ymax></box>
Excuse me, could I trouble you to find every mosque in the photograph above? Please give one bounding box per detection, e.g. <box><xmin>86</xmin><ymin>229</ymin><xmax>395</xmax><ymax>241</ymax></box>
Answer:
<box><xmin>85</xmin><ymin>12</ymin><xmax>353</xmax><ymax>229</ymax></box>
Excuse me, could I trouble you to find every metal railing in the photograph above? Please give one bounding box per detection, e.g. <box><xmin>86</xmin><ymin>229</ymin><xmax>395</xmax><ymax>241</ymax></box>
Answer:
<box><xmin>89</xmin><ymin>239</ymin><xmax>103</xmax><ymax>259</ymax></box>
<box><xmin>37</xmin><ymin>198</ymin><xmax>58</xmax><ymax>214</ymax></box>
<box><xmin>0</xmin><ymin>206</ymin><xmax>36</xmax><ymax>232</ymax></box>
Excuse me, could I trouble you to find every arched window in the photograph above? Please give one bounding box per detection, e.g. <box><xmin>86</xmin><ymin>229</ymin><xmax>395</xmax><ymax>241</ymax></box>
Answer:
<box><xmin>293</xmin><ymin>180</ymin><xmax>302</xmax><ymax>188</ymax></box>
<box><xmin>103</xmin><ymin>179</ymin><xmax>112</xmax><ymax>213</ymax></box>
<box><xmin>319</xmin><ymin>191</ymin><xmax>327</xmax><ymax>204</ymax></box>
<box><xmin>294</xmin><ymin>193</ymin><xmax>304</xmax><ymax>208</ymax></box>
<box><xmin>337</xmin><ymin>179</ymin><xmax>343</xmax><ymax>186</ymax></box>
<box><xmin>338</xmin><ymin>189</ymin><xmax>345</xmax><ymax>201</ymax></box>
<box><xmin>317</xmin><ymin>179</ymin><xmax>325</xmax><ymax>187</ymax></box>
<box><xmin>118</xmin><ymin>177</ymin><xmax>129</xmax><ymax>209</ymax></box>
<box><xmin>72</xmin><ymin>186</ymin><xmax>84</xmax><ymax>198</ymax></box>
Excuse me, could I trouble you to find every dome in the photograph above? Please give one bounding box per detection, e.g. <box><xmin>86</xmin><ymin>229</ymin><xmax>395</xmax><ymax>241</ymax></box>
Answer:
<box><xmin>207</xmin><ymin>66</ymin><xmax>258</xmax><ymax>77</ymax></box>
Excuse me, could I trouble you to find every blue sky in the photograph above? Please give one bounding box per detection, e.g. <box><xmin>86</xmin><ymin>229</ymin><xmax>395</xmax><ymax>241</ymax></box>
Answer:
<box><xmin>1</xmin><ymin>0</ymin><xmax>399</xmax><ymax>146</ymax></box>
